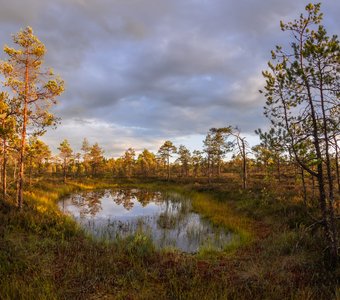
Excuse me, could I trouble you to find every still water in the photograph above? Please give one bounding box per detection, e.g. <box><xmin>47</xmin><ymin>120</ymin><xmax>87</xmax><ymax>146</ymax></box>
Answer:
<box><xmin>59</xmin><ymin>189</ymin><xmax>234</xmax><ymax>253</ymax></box>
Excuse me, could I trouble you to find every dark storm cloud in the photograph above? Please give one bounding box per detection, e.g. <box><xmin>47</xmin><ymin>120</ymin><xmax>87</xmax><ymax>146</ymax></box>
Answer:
<box><xmin>0</xmin><ymin>0</ymin><xmax>339</xmax><ymax>156</ymax></box>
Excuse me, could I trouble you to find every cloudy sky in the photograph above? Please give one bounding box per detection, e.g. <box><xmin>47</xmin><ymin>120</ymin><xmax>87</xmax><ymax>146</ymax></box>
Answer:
<box><xmin>0</xmin><ymin>0</ymin><xmax>339</xmax><ymax>157</ymax></box>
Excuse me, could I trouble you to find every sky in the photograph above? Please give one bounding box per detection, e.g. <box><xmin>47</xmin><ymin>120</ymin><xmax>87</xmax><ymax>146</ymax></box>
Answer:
<box><xmin>0</xmin><ymin>0</ymin><xmax>339</xmax><ymax>158</ymax></box>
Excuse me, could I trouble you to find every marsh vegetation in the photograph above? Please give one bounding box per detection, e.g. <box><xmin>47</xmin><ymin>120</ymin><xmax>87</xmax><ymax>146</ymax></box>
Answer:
<box><xmin>60</xmin><ymin>189</ymin><xmax>235</xmax><ymax>253</ymax></box>
<box><xmin>0</xmin><ymin>2</ymin><xmax>339</xmax><ymax>300</ymax></box>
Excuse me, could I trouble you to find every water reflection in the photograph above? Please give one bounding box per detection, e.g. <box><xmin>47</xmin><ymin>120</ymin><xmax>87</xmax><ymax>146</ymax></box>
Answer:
<box><xmin>60</xmin><ymin>189</ymin><xmax>234</xmax><ymax>253</ymax></box>
<box><xmin>68</xmin><ymin>191</ymin><xmax>104</xmax><ymax>217</ymax></box>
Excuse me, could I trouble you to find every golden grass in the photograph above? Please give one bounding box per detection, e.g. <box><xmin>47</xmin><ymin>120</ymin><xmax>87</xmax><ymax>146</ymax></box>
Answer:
<box><xmin>0</xmin><ymin>178</ymin><xmax>338</xmax><ymax>299</ymax></box>
<box><xmin>191</xmin><ymin>193</ymin><xmax>253</xmax><ymax>253</ymax></box>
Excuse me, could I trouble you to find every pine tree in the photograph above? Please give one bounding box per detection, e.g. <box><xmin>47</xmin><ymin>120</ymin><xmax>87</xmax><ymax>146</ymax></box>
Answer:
<box><xmin>261</xmin><ymin>3</ymin><xmax>339</xmax><ymax>263</ymax></box>
<box><xmin>58</xmin><ymin>139</ymin><xmax>73</xmax><ymax>183</ymax></box>
<box><xmin>158</xmin><ymin>141</ymin><xmax>177</xmax><ymax>180</ymax></box>
<box><xmin>0</xmin><ymin>27</ymin><xmax>64</xmax><ymax>208</ymax></box>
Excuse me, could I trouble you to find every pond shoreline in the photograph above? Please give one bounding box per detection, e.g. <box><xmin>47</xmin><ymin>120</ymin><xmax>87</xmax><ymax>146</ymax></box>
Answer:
<box><xmin>0</xmin><ymin>178</ymin><xmax>337</xmax><ymax>299</ymax></box>
<box><xmin>58</xmin><ymin>188</ymin><xmax>240</xmax><ymax>253</ymax></box>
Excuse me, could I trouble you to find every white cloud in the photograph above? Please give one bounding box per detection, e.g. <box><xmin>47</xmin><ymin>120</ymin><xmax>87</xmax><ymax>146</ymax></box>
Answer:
<box><xmin>0</xmin><ymin>0</ymin><xmax>339</xmax><ymax>156</ymax></box>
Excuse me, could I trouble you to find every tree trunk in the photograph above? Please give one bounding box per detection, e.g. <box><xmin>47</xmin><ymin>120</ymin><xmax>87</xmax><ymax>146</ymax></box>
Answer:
<box><xmin>333</xmin><ymin>135</ymin><xmax>340</xmax><ymax>194</ymax></box>
<box><xmin>208</xmin><ymin>155</ymin><xmax>212</xmax><ymax>184</ymax></box>
<box><xmin>28</xmin><ymin>157</ymin><xmax>32</xmax><ymax>186</ymax></box>
<box><xmin>307</xmin><ymin>87</ymin><xmax>338</xmax><ymax>264</ymax></box>
<box><xmin>311</xmin><ymin>171</ymin><xmax>315</xmax><ymax>203</ymax></box>
<box><xmin>167</xmin><ymin>156</ymin><xmax>170</xmax><ymax>181</ymax></box>
<box><xmin>13</xmin><ymin>159</ymin><xmax>17</xmax><ymax>181</ymax></box>
<box><xmin>17</xmin><ymin>75</ymin><xmax>29</xmax><ymax>209</ymax></box>
<box><xmin>297</xmin><ymin>43</ymin><xmax>338</xmax><ymax>263</ymax></box>
<box><xmin>2</xmin><ymin>138</ymin><xmax>7</xmax><ymax>201</ymax></box>
<box><xmin>63</xmin><ymin>159</ymin><xmax>67</xmax><ymax>183</ymax></box>
<box><xmin>301</xmin><ymin>168</ymin><xmax>307</xmax><ymax>207</ymax></box>
<box><xmin>242</xmin><ymin>139</ymin><xmax>247</xmax><ymax>189</ymax></box>
<box><xmin>319</xmin><ymin>70</ymin><xmax>338</xmax><ymax>262</ymax></box>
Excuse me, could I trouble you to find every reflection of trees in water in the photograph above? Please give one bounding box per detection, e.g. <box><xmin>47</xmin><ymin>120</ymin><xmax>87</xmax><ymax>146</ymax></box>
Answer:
<box><xmin>113</xmin><ymin>190</ymin><xmax>135</xmax><ymax>210</ymax></box>
<box><xmin>160</xmin><ymin>192</ymin><xmax>190</xmax><ymax>216</ymax></box>
<box><xmin>111</xmin><ymin>189</ymin><xmax>164</xmax><ymax>210</ymax></box>
<box><xmin>157</xmin><ymin>194</ymin><xmax>191</xmax><ymax>230</ymax></box>
<box><xmin>68</xmin><ymin>189</ymin><xmax>191</xmax><ymax>220</ymax></box>
<box><xmin>157</xmin><ymin>204</ymin><xmax>184</xmax><ymax>230</ymax></box>
<box><xmin>64</xmin><ymin>189</ymin><xmax>230</xmax><ymax>252</ymax></box>
<box><xmin>70</xmin><ymin>191</ymin><xmax>104</xmax><ymax>217</ymax></box>
<box><xmin>134</xmin><ymin>190</ymin><xmax>163</xmax><ymax>206</ymax></box>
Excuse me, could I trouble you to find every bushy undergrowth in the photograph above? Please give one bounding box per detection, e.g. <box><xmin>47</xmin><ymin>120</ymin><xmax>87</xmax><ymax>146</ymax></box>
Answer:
<box><xmin>0</xmin><ymin>178</ymin><xmax>338</xmax><ymax>299</ymax></box>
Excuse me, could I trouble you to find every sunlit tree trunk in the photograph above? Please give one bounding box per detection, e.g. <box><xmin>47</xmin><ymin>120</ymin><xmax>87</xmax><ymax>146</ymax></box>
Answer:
<box><xmin>13</xmin><ymin>159</ymin><xmax>17</xmax><ymax>182</ymax></box>
<box><xmin>28</xmin><ymin>157</ymin><xmax>33</xmax><ymax>186</ymax></box>
<box><xmin>17</xmin><ymin>55</ymin><xmax>29</xmax><ymax>209</ymax></box>
<box><xmin>2</xmin><ymin>138</ymin><xmax>7</xmax><ymax>201</ymax></box>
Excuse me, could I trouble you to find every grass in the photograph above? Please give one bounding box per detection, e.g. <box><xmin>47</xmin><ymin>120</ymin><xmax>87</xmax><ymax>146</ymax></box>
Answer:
<box><xmin>191</xmin><ymin>193</ymin><xmax>253</xmax><ymax>253</ymax></box>
<box><xmin>0</xmin><ymin>177</ymin><xmax>338</xmax><ymax>299</ymax></box>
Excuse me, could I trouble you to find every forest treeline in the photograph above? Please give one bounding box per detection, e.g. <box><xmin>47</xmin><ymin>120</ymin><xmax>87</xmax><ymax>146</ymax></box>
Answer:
<box><xmin>0</xmin><ymin>3</ymin><xmax>339</xmax><ymax>264</ymax></box>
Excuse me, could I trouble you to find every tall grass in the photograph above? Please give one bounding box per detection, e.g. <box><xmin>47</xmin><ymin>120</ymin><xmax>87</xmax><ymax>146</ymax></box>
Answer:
<box><xmin>0</xmin><ymin>178</ymin><xmax>338</xmax><ymax>299</ymax></box>
<box><xmin>191</xmin><ymin>193</ymin><xmax>253</xmax><ymax>253</ymax></box>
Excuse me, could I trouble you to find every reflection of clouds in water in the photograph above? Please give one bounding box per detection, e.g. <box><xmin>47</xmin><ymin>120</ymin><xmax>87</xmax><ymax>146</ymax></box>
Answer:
<box><xmin>60</xmin><ymin>189</ymin><xmax>233</xmax><ymax>252</ymax></box>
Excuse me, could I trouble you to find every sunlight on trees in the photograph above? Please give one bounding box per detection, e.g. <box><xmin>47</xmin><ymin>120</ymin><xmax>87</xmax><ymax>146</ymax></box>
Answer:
<box><xmin>0</xmin><ymin>26</ymin><xmax>64</xmax><ymax>208</ymax></box>
<box><xmin>0</xmin><ymin>6</ymin><xmax>338</xmax><ymax>291</ymax></box>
